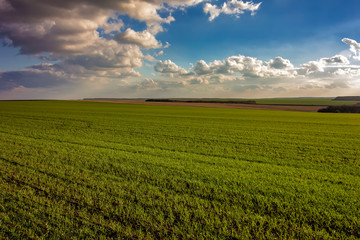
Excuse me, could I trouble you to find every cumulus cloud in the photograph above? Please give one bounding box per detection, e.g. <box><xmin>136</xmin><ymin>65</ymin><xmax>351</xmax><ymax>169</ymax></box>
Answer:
<box><xmin>193</xmin><ymin>55</ymin><xmax>296</xmax><ymax>78</ymax></box>
<box><xmin>204</xmin><ymin>0</ymin><xmax>262</xmax><ymax>21</ymax></box>
<box><xmin>268</xmin><ymin>57</ymin><xmax>294</xmax><ymax>69</ymax></box>
<box><xmin>194</xmin><ymin>60</ymin><xmax>212</xmax><ymax>75</ymax></box>
<box><xmin>128</xmin><ymin>37</ymin><xmax>360</xmax><ymax>97</ymax></box>
<box><xmin>342</xmin><ymin>38</ymin><xmax>360</xmax><ymax>61</ymax></box>
<box><xmin>319</xmin><ymin>55</ymin><xmax>350</xmax><ymax>65</ymax></box>
<box><xmin>64</xmin><ymin>43</ymin><xmax>144</xmax><ymax>70</ymax></box>
<box><xmin>300</xmin><ymin>61</ymin><xmax>325</xmax><ymax>74</ymax></box>
<box><xmin>0</xmin><ymin>0</ymin><xmax>206</xmax><ymax>93</ymax></box>
<box><xmin>0</xmin><ymin>0</ymin><xmax>200</xmax><ymax>57</ymax></box>
<box><xmin>116</xmin><ymin>28</ymin><xmax>162</xmax><ymax>49</ymax></box>
<box><xmin>147</xmin><ymin>38</ymin><xmax>360</xmax><ymax>97</ymax></box>
<box><xmin>298</xmin><ymin>54</ymin><xmax>353</xmax><ymax>77</ymax></box>
<box><xmin>154</xmin><ymin>60</ymin><xmax>192</xmax><ymax>76</ymax></box>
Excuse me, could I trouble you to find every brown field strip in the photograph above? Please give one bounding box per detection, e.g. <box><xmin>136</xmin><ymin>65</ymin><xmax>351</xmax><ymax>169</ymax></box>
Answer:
<box><xmin>78</xmin><ymin>100</ymin><xmax>326</xmax><ymax>112</ymax></box>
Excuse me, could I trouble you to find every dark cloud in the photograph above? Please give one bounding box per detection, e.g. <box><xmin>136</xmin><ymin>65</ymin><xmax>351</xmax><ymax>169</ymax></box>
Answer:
<box><xmin>0</xmin><ymin>68</ymin><xmax>67</xmax><ymax>90</ymax></box>
<box><xmin>0</xmin><ymin>0</ymin><xmax>205</xmax><ymax>55</ymax></box>
<box><xmin>0</xmin><ymin>0</ymin><xmax>205</xmax><ymax>93</ymax></box>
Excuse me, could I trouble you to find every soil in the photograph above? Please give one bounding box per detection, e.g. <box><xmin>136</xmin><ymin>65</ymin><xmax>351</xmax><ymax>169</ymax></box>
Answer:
<box><xmin>78</xmin><ymin>99</ymin><xmax>326</xmax><ymax>112</ymax></box>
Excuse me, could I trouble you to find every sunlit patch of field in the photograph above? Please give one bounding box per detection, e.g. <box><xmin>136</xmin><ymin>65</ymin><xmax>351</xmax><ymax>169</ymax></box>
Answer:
<box><xmin>1</xmin><ymin>101</ymin><xmax>359</xmax><ymax>239</ymax></box>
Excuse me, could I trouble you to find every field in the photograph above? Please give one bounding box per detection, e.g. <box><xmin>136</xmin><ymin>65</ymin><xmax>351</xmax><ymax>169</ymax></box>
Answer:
<box><xmin>1</xmin><ymin>101</ymin><xmax>360</xmax><ymax>239</ymax></box>
<box><xmin>251</xmin><ymin>98</ymin><xmax>359</xmax><ymax>106</ymax></box>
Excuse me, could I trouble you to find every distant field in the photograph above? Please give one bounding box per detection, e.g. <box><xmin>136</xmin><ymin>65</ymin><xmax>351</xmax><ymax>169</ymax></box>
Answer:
<box><xmin>144</xmin><ymin>98</ymin><xmax>360</xmax><ymax>106</ymax></box>
<box><xmin>252</xmin><ymin>98</ymin><xmax>360</xmax><ymax>106</ymax></box>
<box><xmin>1</xmin><ymin>101</ymin><xmax>359</xmax><ymax>239</ymax></box>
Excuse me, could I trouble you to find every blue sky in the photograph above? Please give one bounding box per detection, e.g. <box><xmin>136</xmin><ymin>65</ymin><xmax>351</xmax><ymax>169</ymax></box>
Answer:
<box><xmin>156</xmin><ymin>0</ymin><xmax>360</xmax><ymax>64</ymax></box>
<box><xmin>1</xmin><ymin>0</ymin><xmax>360</xmax><ymax>99</ymax></box>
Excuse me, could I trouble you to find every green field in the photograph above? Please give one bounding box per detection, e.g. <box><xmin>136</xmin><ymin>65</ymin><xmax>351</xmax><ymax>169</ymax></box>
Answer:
<box><xmin>1</xmin><ymin>101</ymin><xmax>359</xmax><ymax>239</ymax></box>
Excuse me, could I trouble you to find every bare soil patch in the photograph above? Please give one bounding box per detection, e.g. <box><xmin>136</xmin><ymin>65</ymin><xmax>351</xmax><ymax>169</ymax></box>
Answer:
<box><xmin>79</xmin><ymin>99</ymin><xmax>326</xmax><ymax>112</ymax></box>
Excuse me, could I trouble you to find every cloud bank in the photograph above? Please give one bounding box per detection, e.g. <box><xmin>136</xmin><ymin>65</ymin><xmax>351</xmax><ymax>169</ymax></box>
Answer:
<box><xmin>0</xmin><ymin>0</ymin><xmax>205</xmax><ymax>96</ymax></box>
<box><xmin>147</xmin><ymin>38</ymin><xmax>360</xmax><ymax>97</ymax></box>
<box><xmin>0</xmin><ymin>0</ymin><xmax>359</xmax><ymax>99</ymax></box>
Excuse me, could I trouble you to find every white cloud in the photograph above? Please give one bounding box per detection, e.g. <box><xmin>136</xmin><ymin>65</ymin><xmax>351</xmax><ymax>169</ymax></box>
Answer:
<box><xmin>154</xmin><ymin>50</ymin><xmax>164</xmax><ymax>56</ymax></box>
<box><xmin>204</xmin><ymin>0</ymin><xmax>262</xmax><ymax>21</ymax></box>
<box><xmin>342</xmin><ymin>38</ymin><xmax>360</xmax><ymax>61</ymax></box>
<box><xmin>194</xmin><ymin>60</ymin><xmax>212</xmax><ymax>75</ymax></box>
<box><xmin>194</xmin><ymin>55</ymin><xmax>296</xmax><ymax>78</ymax></box>
<box><xmin>298</xmin><ymin>54</ymin><xmax>354</xmax><ymax>77</ymax></box>
<box><xmin>154</xmin><ymin>60</ymin><xmax>191</xmax><ymax>76</ymax></box>
<box><xmin>268</xmin><ymin>57</ymin><xmax>294</xmax><ymax>69</ymax></box>
<box><xmin>116</xmin><ymin>28</ymin><xmax>162</xmax><ymax>49</ymax></box>
<box><xmin>145</xmin><ymin>42</ymin><xmax>360</xmax><ymax>97</ymax></box>
<box><xmin>300</xmin><ymin>61</ymin><xmax>325</xmax><ymax>74</ymax></box>
<box><xmin>319</xmin><ymin>55</ymin><xmax>350</xmax><ymax>65</ymax></box>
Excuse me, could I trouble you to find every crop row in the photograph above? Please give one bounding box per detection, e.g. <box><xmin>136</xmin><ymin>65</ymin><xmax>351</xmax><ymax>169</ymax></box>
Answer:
<box><xmin>1</xmin><ymin>101</ymin><xmax>359</xmax><ymax>239</ymax></box>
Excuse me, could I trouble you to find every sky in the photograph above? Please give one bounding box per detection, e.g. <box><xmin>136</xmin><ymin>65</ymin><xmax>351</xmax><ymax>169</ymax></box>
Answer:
<box><xmin>1</xmin><ymin>0</ymin><xmax>360</xmax><ymax>99</ymax></box>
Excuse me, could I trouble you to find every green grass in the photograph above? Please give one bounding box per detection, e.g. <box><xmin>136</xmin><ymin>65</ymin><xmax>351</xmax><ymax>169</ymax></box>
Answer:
<box><xmin>0</xmin><ymin>100</ymin><xmax>359</xmax><ymax>239</ymax></box>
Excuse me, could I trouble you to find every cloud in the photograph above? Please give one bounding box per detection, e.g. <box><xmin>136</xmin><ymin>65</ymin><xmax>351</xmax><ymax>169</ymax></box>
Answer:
<box><xmin>146</xmin><ymin>39</ymin><xmax>360</xmax><ymax>97</ymax></box>
<box><xmin>342</xmin><ymin>38</ymin><xmax>360</xmax><ymax>61</ymax></box>
<box><xmin>0</xmin><ymin>66</ymin><xmax>67</xmax><ymax>91</ymax></box>
<box><xmin>154</xmin><ymin>60</ymin><xmax>191</xmax><ymax>76</ymax></box>
<box><xmin>298</xmin><ymin>54</ymin><xmax>353</xmax><ymax>77</ymax></box>
<box><xmin>319</xmin><ymin>55</ymin><xmax>350</xmax><ymax>65</ymax></box>
<box><xmin>100</xmin><ymin>18</ymin><xmax>124</xmax><ymax>34</ymax></box>
<box><xmin>136</xmin><ymin>78</ymin><xmax>187</xmax><ymax>91</ymax></box>
<box><xmin>193</xmin><ymin>55</ymin><xmax>296</xmax><ymax>78</ymax></box>
<box><xmin>1</xmin><ymin>1</ymin><xmax>360</xmax><ymax>100</ymax></box>
<box><xmin>137</xmin><ymin>78</ymin><xmax>160</xmax><ymax>90</ymax></box>
<box><xmin>154</xmin><ymin>50</ymin><xmax>164</xmax><ymax>56</ymax></box>
<box><xmin>0</xmin><ymin>0</ymin><xmax>190</xmax><ymax>56</ymax></box>
<box><xmin>268</xmin><ymin>57</ymin><xmax>294</xmax><ymax>69</ymax></box>
<box><xmin>325</xmin><ymin>80</ymin><xmax>350</xmax><ymax>89</ymax></box>
<box><xmin>64</xmin><ymin>43</ymin><xmax>144</xmax><ymax>70</ymax></box>
<box><xmin>116</xmin><ymin>28</ymin><xmax>162</xmax><ymax>49</ymax></box>
<box><xmin>204</xmin><ymin>0</ymin><xmax>262</xmax><ymax>21</ymax></box>
<box><xmin>0</xmin><ymin>0</ymin><xmax>206</xmax><ymax>94</ymax></box>
<box><xmin>194</xmin><ymin>60</ymin><xmax>212</xmax><ymax>75</ymax></box>
<box><xmin>300</xmin><ymin>61</ymin><xmax>325</xmax><ymax>74</ymax></box>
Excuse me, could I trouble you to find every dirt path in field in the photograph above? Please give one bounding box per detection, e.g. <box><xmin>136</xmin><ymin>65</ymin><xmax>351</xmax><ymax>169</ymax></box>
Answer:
<box><xmin>78</xmin><ymin>99</ymin><xmax>326</xmax><ymax>112</ymax></box>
